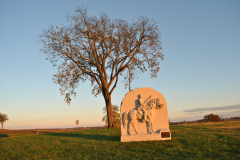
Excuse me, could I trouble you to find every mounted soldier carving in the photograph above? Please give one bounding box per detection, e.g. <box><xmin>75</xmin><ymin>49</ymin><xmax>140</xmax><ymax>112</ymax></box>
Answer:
<box><xmin>122</xmin><ymin>95</ymin><xmax>163</xmax><ymax>135</ymax></box>
<box><xmin>137</xmin><ymin>94</ymin><xmax>152</xmax><ymax>122</ymax></box>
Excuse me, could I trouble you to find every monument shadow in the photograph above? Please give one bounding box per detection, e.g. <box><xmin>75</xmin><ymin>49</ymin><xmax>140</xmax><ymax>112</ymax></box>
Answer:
<box><xmin>0</xmin><ymin>134</ymin><xmax>9</xmax><ymax>138</ymax></box>
<box><xmin>47</xmin><ymin>132</ymin><xmax>120</xmax><ymax>142</ymax></box>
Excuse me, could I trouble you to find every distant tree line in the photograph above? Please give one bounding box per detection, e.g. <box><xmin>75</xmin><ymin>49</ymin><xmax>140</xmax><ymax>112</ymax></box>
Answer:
<box><xmin>169</xmin><ymin>113</ymin><xmax>234</xmax><ymax>125</ymax></box>
<box><xmin>204</xmin><ymin>114</ymin><xmax>221</xmax><ymax>122</ymax></box>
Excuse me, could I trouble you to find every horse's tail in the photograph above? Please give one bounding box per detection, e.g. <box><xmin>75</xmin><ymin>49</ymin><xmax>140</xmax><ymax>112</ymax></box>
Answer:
<box><xmin>122</xmin><ymin>112</ymin><xmax>128</xmax><ymax>128</ymax></box>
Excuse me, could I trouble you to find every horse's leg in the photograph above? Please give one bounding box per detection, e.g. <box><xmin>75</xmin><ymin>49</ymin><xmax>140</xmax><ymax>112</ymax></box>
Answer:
<box><xmin>146</xmin><ymin>120</ymin><xmax>149</xmax><ymax>133</ymax></box>
<box><xmin>147</xmin><ymin>114</ymin><xmax>151</xmax><ymax>133</ymax></box>
<box><xmin>151</xmin><ymin>120</ymin><xmax>154</xmax><ymax>133</ymax></box>
<box><xmin>132</xmin><ymin>120</ymin><xmax>138</xmax><ymax>134</ymax></box>
<box><xmin>127</xmin><ymin>122</ymin><xmax>130</xmax><ymax>135</ymax></box>
<box><xmin>147</xmin><ymin>116</ymin><xmax>152</xmax><ymax>134</ymax></box>
<box><xmin>127</xmin><ymin>120</ymin><xmax>132</xmax><ymax>135</ymax></box>
<box><xmin>150</xmin><ymin>121</ymin><xmax>153</xmax><ymax>134</ymax></box>
<box><xmin>149</xmin><ymin>121</ymin><xmax>152</xmax><ymax>134</ymax></box>
<box><xmin>149</xmin><ymin>119</ymin><xmax>154</xmax><ymax>134</ymax></box>
<box><xmin>127</xmin><ymin>111</ymin><xmax>133</xmax><ymax>135</ymax></box>
<box><xmin>128</xmin><ymin>119</ymin><xmax>136</xmax><ymax>135</ymax></box>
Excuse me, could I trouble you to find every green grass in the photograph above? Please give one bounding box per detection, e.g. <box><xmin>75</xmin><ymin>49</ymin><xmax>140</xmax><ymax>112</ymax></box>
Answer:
<box><xmin>1</xmin><ymin>121</ymin><xmax>240</xmax><ymax>160</ymax></box>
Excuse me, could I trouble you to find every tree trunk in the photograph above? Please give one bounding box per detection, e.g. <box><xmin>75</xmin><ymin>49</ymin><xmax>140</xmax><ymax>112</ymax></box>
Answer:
<box><xmin>1</xmin><ymin>123</ymin><xmax>3</xmax><ymax>129</ymax></box>
<box><xmin>103</xmin><ymin>90</ymin><xmax>115</xmax><ymax>129</ymax></box>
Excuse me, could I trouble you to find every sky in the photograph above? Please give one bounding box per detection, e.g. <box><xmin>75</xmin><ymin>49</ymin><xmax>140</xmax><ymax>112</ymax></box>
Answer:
<box><xmin>0</xmin><ymin>0</ymin><xmax>239</xmax><ymax>129</ymax></box>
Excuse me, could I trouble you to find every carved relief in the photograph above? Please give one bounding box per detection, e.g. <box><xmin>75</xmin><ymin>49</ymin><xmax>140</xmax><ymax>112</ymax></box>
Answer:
<box><xmin>120</xmin><ymin>87</ymin><xmax>171</xmax><ymax>142</ymax></box>
<box><xmin>122</xmin><ymin>95</ymin><xmax>163</xmax><ymax>135</ymax></box>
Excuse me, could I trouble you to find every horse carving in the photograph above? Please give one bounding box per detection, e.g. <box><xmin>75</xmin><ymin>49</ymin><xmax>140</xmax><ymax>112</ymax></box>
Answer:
<box><xmin>122</xmin><ymin>97</ymin><xmax>163</xmax><ymax>135</ymax></box>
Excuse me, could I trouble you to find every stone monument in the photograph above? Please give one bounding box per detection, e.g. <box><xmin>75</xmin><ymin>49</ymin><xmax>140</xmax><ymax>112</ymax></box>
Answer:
<box><xmin>120</xmin><ymin>87</ymin><xmax>171</xmax><ymax>142</ymax></box>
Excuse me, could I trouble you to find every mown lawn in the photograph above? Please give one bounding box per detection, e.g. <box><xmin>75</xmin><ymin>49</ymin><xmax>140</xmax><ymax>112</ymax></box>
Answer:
<box><xmin>0</xmin><ymin>121</ymin><xmax>240</xmax><ymax>160</ymax></box>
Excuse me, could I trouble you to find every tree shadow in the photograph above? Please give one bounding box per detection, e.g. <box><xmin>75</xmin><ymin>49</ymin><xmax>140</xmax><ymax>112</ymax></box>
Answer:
<box><xmin>46</xmin><ymin>132</ymin><xmax>120</xmax><ymax>142</ymax></box>
<box><xmin>0</xmin><ymin>134</ymin><xmax>9</xmax><ymax>138</ymax></box>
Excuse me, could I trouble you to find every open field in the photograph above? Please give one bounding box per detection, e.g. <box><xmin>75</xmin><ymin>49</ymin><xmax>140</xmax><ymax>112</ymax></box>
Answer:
<box><xmin>0</xmin><ymin>121</ymin><xmax>240</xmax><ymax>160</ymax></box>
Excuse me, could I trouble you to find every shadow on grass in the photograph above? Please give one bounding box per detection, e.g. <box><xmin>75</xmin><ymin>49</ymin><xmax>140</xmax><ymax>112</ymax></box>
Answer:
<box><xmin>47</xmin><ymin>132</ymin><xmax>120</xmax><ymax>142</ymax></box>
<box><xmin>0</xmin><ymin>134</ymin><xmax>9</xmax><ymax>138</ymax></box>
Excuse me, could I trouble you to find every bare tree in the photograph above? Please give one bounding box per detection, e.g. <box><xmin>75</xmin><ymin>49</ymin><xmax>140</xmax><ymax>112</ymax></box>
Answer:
<box><xmin>0</xmin><ymin>113</ymin><xmax>9</xmax><ymax>129</ymax></box>
<box><xmin>38</xmin><ymin>7</ymin><xmax>163</xmax><ymax>128</ymax></box>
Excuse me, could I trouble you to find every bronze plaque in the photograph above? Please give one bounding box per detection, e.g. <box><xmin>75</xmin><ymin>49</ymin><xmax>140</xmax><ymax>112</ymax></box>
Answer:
<box><xmin>161</xmin><ymin>132</ymin><xmax>170</xmax><ymax>138</ymax></box>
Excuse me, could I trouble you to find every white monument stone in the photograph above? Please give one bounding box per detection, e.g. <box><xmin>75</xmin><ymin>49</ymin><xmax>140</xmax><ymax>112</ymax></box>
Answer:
<box><xmin>120</xmin><ymin>87</ymin><xmax>171</xmax><ymax>142</ymax></box>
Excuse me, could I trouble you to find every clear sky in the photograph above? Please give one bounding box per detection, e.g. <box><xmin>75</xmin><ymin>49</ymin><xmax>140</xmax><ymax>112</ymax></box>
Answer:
<box><xmin>0</xmin><ymin>0</ymin><xmax>239</xmax><ymax>129</ymax></box>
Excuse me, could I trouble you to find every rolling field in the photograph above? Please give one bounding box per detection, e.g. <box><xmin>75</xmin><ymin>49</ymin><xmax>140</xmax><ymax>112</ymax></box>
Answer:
<box><xmin>0</xmin><ymin>121</ymin><xmax>240</xmax><ymax>160</ymax></box>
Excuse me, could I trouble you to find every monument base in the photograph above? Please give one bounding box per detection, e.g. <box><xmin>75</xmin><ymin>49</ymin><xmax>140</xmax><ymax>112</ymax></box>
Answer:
<box><xmin>121</xmin><ymin>131</ymin><xmax>171</xmax><ymax>142</ymax></box>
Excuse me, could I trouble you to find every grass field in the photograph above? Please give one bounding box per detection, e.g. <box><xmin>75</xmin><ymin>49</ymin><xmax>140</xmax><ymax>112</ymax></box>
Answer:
<box><xmin>0</xmin><ymin>121</ymin><xmax>240</xmax><ymax>160</ymax></box>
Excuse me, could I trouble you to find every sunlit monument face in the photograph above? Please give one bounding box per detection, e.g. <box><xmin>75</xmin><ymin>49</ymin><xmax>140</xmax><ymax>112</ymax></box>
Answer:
<box><xmin>120</xmin><ymin>87</ymin><xmax>171</xmax><ymax>142</ymax></box>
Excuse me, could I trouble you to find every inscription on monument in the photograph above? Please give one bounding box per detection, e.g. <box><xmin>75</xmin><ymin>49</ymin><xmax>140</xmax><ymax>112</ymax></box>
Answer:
<box><xmin>161</xmin><ymin>132</ymin><xmax>170</xmax><ymax>138</ymax></box>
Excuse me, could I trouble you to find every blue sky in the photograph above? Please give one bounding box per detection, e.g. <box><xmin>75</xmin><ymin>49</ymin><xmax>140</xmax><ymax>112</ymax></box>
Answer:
<box><xmin>0</xmin><ymin>0</ymin><xmax>239</xmax><ymax>129</ymax></box>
